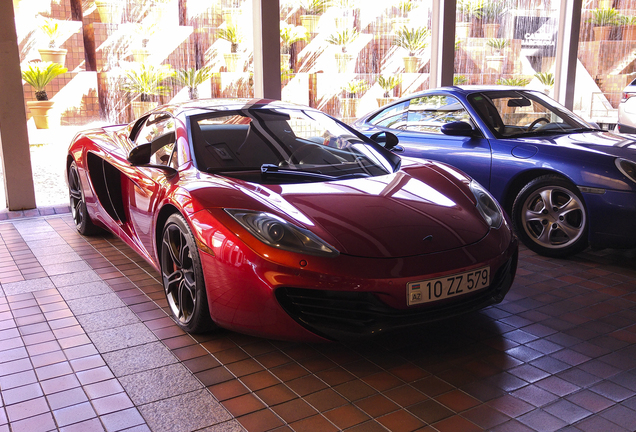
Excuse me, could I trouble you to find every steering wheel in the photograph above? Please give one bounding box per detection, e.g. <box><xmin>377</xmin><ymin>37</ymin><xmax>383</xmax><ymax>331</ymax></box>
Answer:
<box><xmin>527</xmin><ymin>117</ymin><xmax>550</xmax><ymax>131</ymax></box>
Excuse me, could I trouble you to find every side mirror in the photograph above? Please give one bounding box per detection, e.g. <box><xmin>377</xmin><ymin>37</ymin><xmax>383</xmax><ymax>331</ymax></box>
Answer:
<box><xmin>128</xmin><ymin>142</ymin><xmax>152</xmax><ymax>165</ymax></box>
<box><xmin>128</xmin><ymin>143</ymin><xmax>178</xmax><ymax>177</ymax></box>
<box><xmin>370</xmin><ymin>131</ymin><xmax>400</xmax><ymax>150</ymax></box>
<box><xmin>441</xmin><ymin>121</ymin><xmax>475</xmax><ymax>137</ymax></box>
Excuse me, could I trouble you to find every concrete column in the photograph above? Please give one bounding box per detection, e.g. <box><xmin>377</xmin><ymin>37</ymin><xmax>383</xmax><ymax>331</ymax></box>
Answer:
<box><xmin>429</xmin><ymin>0</ymin><xmax>456</xmax><ymax>89</ymax></box>
<box><xmin>0</xmin><ymin>1</ymin><xmax>36</xmax><ymax>210</ymax></box>
<box><xmin>554</xmin><ymin>0</ymin><xmax>582</xmax><ymax>110</ymax></box>
<box><xmin>252</xmin><ymin>0</ymin><xmax>281</xmax><ymax>100</ymax></box>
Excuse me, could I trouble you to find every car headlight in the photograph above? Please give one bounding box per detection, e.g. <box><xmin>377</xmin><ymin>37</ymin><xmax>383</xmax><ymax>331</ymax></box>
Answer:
<box><xmin>225</xmin><ymin>209</ymin><xmax>339</xmax><ymax>257</ymax></box>
<box><xmin>616</xmin><ymin>158</ymin><xmax>636</xmax><ymax>184</ymax></box>
<box><xmin>469</xmin><ymin>180</ymin><xmax>503</xmax><ymax>229</ymax></box>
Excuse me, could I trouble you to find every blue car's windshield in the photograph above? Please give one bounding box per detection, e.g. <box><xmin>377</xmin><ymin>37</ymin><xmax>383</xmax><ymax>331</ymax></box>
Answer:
<box><xmin>468</xmin><ymin>90</ymin><xmax>598</xmax><ymax>138</ymax></box>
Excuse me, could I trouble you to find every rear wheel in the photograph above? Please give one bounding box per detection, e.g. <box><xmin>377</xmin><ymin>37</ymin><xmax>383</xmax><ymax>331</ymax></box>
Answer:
<box><xmin>68</xmin><ymin>161</ymin><xmax>101</xmax><ymax>235</ymax></box>
<box><xmin>512</xmin><ymin>175</ymin><xmax>588</xmax><ymax>258</ymax></box>
<box><xmin>160</xmin><ymin>214</ymin><xmax>215</xmax><ymax>333</ymax></box>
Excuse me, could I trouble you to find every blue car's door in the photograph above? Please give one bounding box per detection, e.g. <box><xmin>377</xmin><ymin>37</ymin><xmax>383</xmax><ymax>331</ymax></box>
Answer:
<box><xmin>374</xmin><ymin>95</ymin><xmax>493</xmax><ymax>189</ymax></box>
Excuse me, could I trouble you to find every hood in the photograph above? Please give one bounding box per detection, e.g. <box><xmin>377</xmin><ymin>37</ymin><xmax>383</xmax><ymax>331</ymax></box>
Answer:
<box><xmin>226</xmin><ymin>166</ymin><xmax>490</xmax><ymax>259</ymax></box>
<box><xmin>518</xmin><ymin>131</ymin><xmax>636</xmax><ymax>159</ymax></box>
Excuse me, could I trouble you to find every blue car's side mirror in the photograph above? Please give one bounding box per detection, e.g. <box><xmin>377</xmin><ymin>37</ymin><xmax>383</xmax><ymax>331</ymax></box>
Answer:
<box><xmin>441</xmin><ymin>121</ymin><xmax>475</xmax><ymax>137</ymax></box>
<box><xmin>370</xmin><ymin>131</ymin><xmax>400</xmax><ymax>150</ymax></box>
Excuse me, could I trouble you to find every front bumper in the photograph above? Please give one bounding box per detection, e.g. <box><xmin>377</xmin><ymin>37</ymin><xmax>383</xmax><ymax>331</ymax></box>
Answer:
<box><xmin>276</xmin><ymin>250</ymin><xmax>517</xmax><ymax>341</ymax></box>
<box><xmin>191</xmin><ymin>210</ymin><xmax>518</xmax><ymax>342</ymax></box>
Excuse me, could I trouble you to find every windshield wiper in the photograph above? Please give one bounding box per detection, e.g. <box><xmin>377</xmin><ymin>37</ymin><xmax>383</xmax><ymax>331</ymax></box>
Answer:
<box><xmin>567</xmin><ymin>127</ymin><xmax>603</xmax><ymax>133</ymax></box>
<box><xmin>206</xmin><ymin>166</ymin><xmax>260</xmax><ymax>174</ymax></box>
<box><xmin>260</xmin><ymin>164</ymin><xmax>338</xmax><ymax>181</ymax></box>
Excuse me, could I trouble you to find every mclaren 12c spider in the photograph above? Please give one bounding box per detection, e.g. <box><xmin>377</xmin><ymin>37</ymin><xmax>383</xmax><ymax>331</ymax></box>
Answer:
<box><xmin>66</xmin><ymin>99</ymin><xmax>518</xmax><ymax>342</ymax></box>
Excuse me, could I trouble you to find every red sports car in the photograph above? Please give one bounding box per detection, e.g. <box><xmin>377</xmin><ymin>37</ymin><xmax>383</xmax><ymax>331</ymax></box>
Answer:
<box><xmin>66</xmin><ymin>99</ymin><xmax>518</xmax><ymax>342</ymax></box>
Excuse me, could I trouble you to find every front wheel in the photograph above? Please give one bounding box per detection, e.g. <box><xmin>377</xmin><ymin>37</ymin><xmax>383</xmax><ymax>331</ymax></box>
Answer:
<box><xmin>160</xmin><ymin>214</ymin><xmax>215</xmax><ymax>333</ymax></box>
<box><xmin>68</xmin><ymin>161</ymin><xmax>101</xmax><ymax>235</ymax></box>
<box><xmin>512</xmin><ymin>175</ymin><xmax>588</xmax><ymax>258</ymax></box>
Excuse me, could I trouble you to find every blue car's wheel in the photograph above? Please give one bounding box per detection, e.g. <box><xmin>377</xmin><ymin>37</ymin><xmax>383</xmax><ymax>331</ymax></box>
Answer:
<box><xmin>512</xmin><ymin>175</ymin><xmax>588</xmax><ymax>258</ymax></box>
<box><xmin>161</xmin><ymin>214</ymin><xmax>215</xmax><ymax>333</ymax></box>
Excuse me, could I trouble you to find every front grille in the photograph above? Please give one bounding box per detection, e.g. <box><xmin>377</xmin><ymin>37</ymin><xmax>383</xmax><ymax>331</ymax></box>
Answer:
<box><xmin>276</xmin><ymin>251</ymin><xmax>517</xmax><ymax>341</ymax></box>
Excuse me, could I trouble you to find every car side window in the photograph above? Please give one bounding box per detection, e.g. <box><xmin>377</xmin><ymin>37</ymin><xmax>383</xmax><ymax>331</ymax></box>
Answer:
<box><xmin>405</xmin><ymin>95</ymin><xmax>471</xmax><ymax>134</ymax></box>
<box><xmin>368</xmin><ymin>101</ymin><xmax>408</xmax><ymax>130</ymax></box>
<box><xmin>134</xmin><ymin>113</ymin><xmax>178</xmax><ymax>168</ymax></box>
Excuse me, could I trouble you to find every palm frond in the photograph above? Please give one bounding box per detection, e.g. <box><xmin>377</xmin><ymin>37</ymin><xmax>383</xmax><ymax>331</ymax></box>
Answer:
<box><xmin>121</xmin><ymin>63</ymin><xmax>174</xmax><ymax>100</ymax></box>
<box><xmin>22</xmin><ymin>62</ymin><xmax>68</xmax><ymax>100</ymax></box>
<box><xmin>393</xmin><ymin>26</ymin><xmax>430</xmax><ymax>56</ymax></box>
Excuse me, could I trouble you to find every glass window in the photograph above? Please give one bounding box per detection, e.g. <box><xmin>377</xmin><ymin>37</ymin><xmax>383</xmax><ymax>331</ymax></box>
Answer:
<box><xmin>405</xmin><ymin>95</ymin><xmax>471</xmax><ymax>133</ymax></box>
<box><xmin>367</xmin><ymin>101</ymin><xmax>409</xmax><ymax>130</ymax></box>
<box><xmin>468</xmin><ymin>90</ymin><xmax>590</xmax><ymax>138</ymax></box>
<box><xmin>134</xmin><ymin>113</ymin><xmax>178</xmax><ymax>167</ymax></box>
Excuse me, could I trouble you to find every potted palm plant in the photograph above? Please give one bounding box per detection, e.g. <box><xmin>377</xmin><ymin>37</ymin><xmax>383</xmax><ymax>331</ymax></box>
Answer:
<box><xmin>300</xmin><ymin>0</ymin><xmax>326</xmax><ymax>33</ymax></box>
<box><xmin>94</xmin><ymin>0</ymin><xmax>124</xmax><ymax>24</ymax></box>
<box><xmin>22</xmin><ymin>61</ymin><xmax>68</xmax><ymax>129</ymax></box>
<box><xmin>377</xmin><ymin>75</ymin><xmax>401</xmax><ymax>106</ymax></box>
<box><xmin>393</xmin><ymin>26</ymin><xmax>430</xmax><ymax>73</ymax></box>
<box><xmin>391</xmin><ymin>0</ymin><xmax>414</xmax><ymax>32</ymax></box>
<box><xmin>534</xmin><ymin>71</ymin><xmax>554</xmax><ymax>95</ymax></box>
<box><xmin>280</xmin><ymin>22</ymin><xmax>309</xmax><ymax>71</ymax></box>
<box><xmin>217</xmin><ymin>25</ymin><xmax>243</xmax><ymax>72</ymax></box>
<box><xmin>121</xmin><ymin>63</ymin><xmax>173</xmax><ymax>118</ymax></box>
<box><xmin>480</xmin><ymin>0</ymin><xmax>507</xmax><ymax>38</ymax></box>
<box><xmin>588</xmin><ymin>8</ymin><xmax>620</xmax><ymax>41</ymax></box>
<box><xmin>329</xmin><ymin>0</ymin><xmax>358</xmax><ymax>31</ymax></box>
<box><xmin>620</xmin><ymin>15</ymin><xmax>636</xmax><ymax>41</ymax></box>
<box><xmin>485</xmin><ymin>38</ymin><xmax>508</xmax><ymax>73</ymax></box>
<box><xmin>456</xmin><ymin>0</ymin><xmax>482</xmax><ymax>38</ymax></box>
<box><xmin>38</xmin><ymin>18</ymin><xmax>67</xmax><ymax>66</ymax></box>
<box><xmin>173</xmin><ymin>67</ymin><xmax>212</xmax><ymax>99</ymax></box>
<box><xmin>340</xmin><ymin>79</ymin><xmax>368</xmax><ymax>119</ymax></box>
<box><xmin>326</xmin><ymin>29</ymin><xmax>359</xmax><ymax>73</ymax></box>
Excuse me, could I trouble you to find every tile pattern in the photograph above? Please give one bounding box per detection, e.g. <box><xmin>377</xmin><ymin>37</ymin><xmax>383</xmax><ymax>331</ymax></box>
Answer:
<box><xmin>2</xmin><ymin>213</ymin><xmax>636</xmax><ymax>432</ymax></box>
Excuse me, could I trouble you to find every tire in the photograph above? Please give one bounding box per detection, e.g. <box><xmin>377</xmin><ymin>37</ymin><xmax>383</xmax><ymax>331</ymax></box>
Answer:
<box><xmin>512</xmin><ymin>175</ymin><xmax>588</xmax><ymax>258</ymax></box>
<box><xmin>68</xmin><ymin>161</ymin><xmax>101</xmax><ymax>235</ymax></box>
<box><xmin>160</xmin><ymin>214</ymin><xmax>215</xmax><ymax>333</ymax></box>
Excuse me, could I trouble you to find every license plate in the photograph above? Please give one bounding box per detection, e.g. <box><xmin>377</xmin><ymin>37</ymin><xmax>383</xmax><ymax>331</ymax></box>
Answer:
<box><xmin>407</xmin><ymin>266</ymin><xmax>490</xmax><ymax>306</ymax></box>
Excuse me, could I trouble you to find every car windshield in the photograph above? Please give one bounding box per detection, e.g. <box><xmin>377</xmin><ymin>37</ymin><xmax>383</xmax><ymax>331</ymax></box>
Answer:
<box><xmin>468</xmin><ymin>90</ymin><xmax>596</xmax><ymax>138</ymax></box>
<box><xmin>189</xmin><ymin>107</ymin><xmax>396</xmax><ymax>182</ymax></box>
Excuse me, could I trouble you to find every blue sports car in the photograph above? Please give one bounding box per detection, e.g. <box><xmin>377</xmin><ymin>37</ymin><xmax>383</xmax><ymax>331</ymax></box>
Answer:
<box><xmin>354</xmin><ymin>86</ymin><xmax>636</xmax><ymax>258</ymax></box>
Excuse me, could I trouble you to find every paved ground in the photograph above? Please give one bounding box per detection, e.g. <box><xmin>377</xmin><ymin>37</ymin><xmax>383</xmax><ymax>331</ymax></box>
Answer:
<box><xmin>4</xmin><ymin>127</ymin><xmax>636</xmax><ymax>431</ymax></box>
<box><xmin>2</xmin><ymin>212</ymin><xmax>636</xmax><ymax>432</ymax></box>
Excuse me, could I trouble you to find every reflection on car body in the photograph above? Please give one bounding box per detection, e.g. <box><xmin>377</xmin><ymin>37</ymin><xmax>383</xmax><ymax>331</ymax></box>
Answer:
<box><xmin>66</xmin><ymin>98</ymin><xmax>518</xmax><ymax>341</ymax></box>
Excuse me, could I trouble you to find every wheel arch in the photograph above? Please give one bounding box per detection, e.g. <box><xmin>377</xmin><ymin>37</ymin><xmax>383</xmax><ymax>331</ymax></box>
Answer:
<box><xmin>154</xmin><ymin>204</ymin><xmax>182</xmax><ymax>261</ymax></box>
<box><xmin>501</xmin><ymin>168</ymin><xmax>577</xmax><ymax>215</ymax></box>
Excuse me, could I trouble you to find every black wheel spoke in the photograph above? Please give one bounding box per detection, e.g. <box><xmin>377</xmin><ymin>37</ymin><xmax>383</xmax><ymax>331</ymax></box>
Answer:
<box><xmin>161</xmin><ymin>217</ymin><xmax>206</xmax><ymax>329</ymax></box>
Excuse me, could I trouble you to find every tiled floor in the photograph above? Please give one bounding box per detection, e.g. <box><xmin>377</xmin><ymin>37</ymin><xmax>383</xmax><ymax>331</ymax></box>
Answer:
<box><xmin>2</xmin><ymin>212</ymin><xmax>636</xmax><ymax>432</ymax></box>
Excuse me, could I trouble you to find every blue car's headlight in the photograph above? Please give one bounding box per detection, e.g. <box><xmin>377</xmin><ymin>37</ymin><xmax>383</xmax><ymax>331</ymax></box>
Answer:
<box><xmin>225</xmin><ymin>209</ymin><xmax>339</xmax><ymax>257</ymax></box>
<box><xmin>616</xmin><ymin>158</ymin><xmax>636</xmax><ymax>184</ymax></box>
<box><xmin>469</xmin><ymin>180</ymin><xmax>503</xmax><ymax>229</ymax></box>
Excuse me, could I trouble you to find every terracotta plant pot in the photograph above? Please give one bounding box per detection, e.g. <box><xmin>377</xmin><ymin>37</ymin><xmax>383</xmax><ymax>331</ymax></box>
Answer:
<box><xmin>280</xmin><ymin>53</ymin><xmax>291</xmax><ymax>70</ymax></box>
<box><xmin>340</xmin><ymin>97</ymin><xmax>359</xmax><ymax>119</ymax></box>
<box><xmin>223</xmin><ymin>53</ymin><xmax>242</xmax><ymax>72</ymax></box>
<box><xmin>484</xmin><ymin>23</ymin><xmax>500</xmax><ymax>38</ymax></box>
<box><xmin>485</xmin><ymin>55</ymin><xmax>504</xmax><ymax>74</ymax></box>
<box><xmin>593</xmin><ymin>26</ymin><xmax>613</xmax><ymax>41</ymax></box>
<box><xmin>27</xmin><ymin>100</ymin><xmax>57</xmax><ymax>129</ymax></box>
<box><xmin>95</xmin><ymin>0</ymin><xmax>123</xmax><ymax>24</ymax></box>
<box><xmin>335</xmin><ymin>52</ymin><xmax>354</xmax><ymax>73</ymax></box>
<box><xmin>377</xmin><ymin>97</ymin><xmax>397</xmax><ymax>107</ymax></box>
<box><xmin>403</xmin><ymin>56</ymin><xmax>420</xmax><ymax>73</ymax></box>
<box><xmin>131</xmin><ymin>100</ymin><xmax>157</xmax><ymax>119</ymax></box>
<box><xmin>38</xmin><ymin>48</ymin><xmax>67</xmax><ymax>66</ymax></box>
<box><xmin>623</xmin><ymin>25</ymin><xmax>636</xmax><ymax>41</ymax></box>
<box><xmin>301</xmin><ymin>15</ymin><xmax>320</xmax><ymax>33</ymax></box>
<box><xmin>132</xmin><ymin>48</ymin><xmax>151</xmax><ymax>63</ymax></box>
<box><xmin>456</xmin><ymin>22</ymin><xmax>472</xmax><ymax>38</ymax></box>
